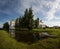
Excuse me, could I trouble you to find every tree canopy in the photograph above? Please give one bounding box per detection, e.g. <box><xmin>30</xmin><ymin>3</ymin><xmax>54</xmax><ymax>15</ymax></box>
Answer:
<box><xmin>15</xmin><ymin>7</ymin><xmax>34</xmax><ymax>30</ymax></box>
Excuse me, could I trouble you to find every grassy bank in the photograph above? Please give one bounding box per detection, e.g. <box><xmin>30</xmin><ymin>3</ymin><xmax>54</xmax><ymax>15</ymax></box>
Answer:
<box><xmin>33</xmin><ymin>28</ymin><xmax>60</xmax><ymax>36</ymax></box>
<box><xmin>0</xmin><ymin>30</ymin><xmax>28</xmax><ymax>49</ymax></box>
<box><xmin>31</xmin><ymin>28</ymin><xmax>60</xmax><ymax>49</ymax></box>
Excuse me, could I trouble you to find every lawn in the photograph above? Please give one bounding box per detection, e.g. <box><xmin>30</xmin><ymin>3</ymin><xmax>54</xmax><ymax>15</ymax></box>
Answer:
<box><xmin>0</xmin><ymin>29</ymin><xmax>60</xmax><ymax>49</ymax></box>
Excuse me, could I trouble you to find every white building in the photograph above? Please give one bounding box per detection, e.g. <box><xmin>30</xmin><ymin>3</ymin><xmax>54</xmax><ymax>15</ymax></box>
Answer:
<box><xmin>38</xmin><ymin>20</ymin><xmax>46</xmax><ymax>28</ymax></box>
<box><xmin>9</xmin><ymin>20</ymin><xmax>15</xmax><ymax>38</ymax></box>
<box><xmin>9</xmin><ymin>20</ymin><xmax>15</xmax><ymax>30</ymax></box>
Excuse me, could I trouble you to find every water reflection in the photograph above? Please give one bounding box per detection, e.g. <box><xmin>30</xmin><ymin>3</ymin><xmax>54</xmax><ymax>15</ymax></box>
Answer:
<box><xmin>9</xmin><ymin>30</ymin><xmax>57</xmax><ymax>44</ymax></box>
<box><xmin>9</xmin><ymin>29</ymin><xmax>15</xmax><ymax>38</ymax></box>
<box><xmin>9</xmin><ymin>30</ymin><xmax>50</xmax><ymax>39</ymax></box>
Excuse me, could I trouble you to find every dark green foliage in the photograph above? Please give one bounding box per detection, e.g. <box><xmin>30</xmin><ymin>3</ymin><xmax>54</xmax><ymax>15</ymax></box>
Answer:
<box><xmin>15</xmin><ymin>18</ymin><xmax>19</xmax><ymax>30</ymax></box>
<box><xmin>34</xmin><ymin>18</ymin><xmax>39</xmax><ymax>28</ymax></box>
<box><xmin>3</xmin><ymin>22</ymin><xmax>9</xmax><ymax>32</ymax></box>
<box><xmin>26</xmin><ymin>8</ymin><xmax>34</xmax><ymax>30</ymax></box>
<box><xmin>15</xmin><ymin>7</ymin><xmax>34</xmax><ymax>30</ymax></box>
<box><xmin>23</xmin><ymin>9</ymin><xmax>29</xmax><ymax>28</ymax></box>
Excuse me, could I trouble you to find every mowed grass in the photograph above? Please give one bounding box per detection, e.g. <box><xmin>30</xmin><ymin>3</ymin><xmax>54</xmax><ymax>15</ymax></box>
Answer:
<box><xmin>0</xmin><ymin>29</ymin><xmax>60</xmax><ymax>49</ymax></box>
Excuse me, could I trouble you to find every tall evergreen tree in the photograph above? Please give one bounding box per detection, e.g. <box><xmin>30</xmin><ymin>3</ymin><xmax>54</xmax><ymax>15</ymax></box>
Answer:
<box><xmin>3</xmin><ymin>22</ymin><xmax>9</xmax><ymax>32</ymax></box>
<box><xmin>15</xmin><ymin>7</ymin><xmax>34</xmax><ymax>30</ymax></box>
<box><xmin>22</xmin><ymin>8</ymin><xmax>34</xmax><ymax>30</ymax></box>
<box><xmin>27</xmin><ymin>7</ymin><xmax>34</xmax><ymax>30</ymax></box>
<box><xmin>19</xmin><ymin>16</ymin><xmax>25</xmax><ymax>28</ymax></box>
<box><xmin>35</xmin><ymin>18</ymin><xmax>39</xmax><ymax>28</ymax></box>
<box><xmin>15</xmin><ymin>18</ymin><xmax>19</xmax><ymax>30</ymax></box>
<box><xmin>24</xmin><ymin>9</ymin><xmax>29</xmax><ymax>28</ymax></box>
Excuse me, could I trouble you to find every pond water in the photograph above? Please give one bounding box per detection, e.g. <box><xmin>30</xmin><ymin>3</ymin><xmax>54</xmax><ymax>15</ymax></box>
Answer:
<box><xmin>33</xmin><ymin>32</ymin><xmax>50</xmax><ymax>40</ymax></box>
<box><xmin>9</xmin><ymin>30</ymin><xmax>57</xmax><ymax>44</ymax></box>
<box><xmin>9</xmin><ymin>30</ymin><xmax>50</xmax><ymax>39</ymax></box>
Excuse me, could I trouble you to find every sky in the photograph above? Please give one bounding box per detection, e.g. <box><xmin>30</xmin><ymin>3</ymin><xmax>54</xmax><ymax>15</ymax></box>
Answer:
<box><xmin>0</xmin><ymin>0</ymin><xmax>60</xmax><ymax>28</ymax></box>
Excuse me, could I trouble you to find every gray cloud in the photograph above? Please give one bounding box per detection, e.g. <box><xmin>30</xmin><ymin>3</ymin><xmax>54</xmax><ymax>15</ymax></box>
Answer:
<box><xmin>0</xmin><ymin>0</ymin><xmax>21</xmax><ymax>14</ymax></box>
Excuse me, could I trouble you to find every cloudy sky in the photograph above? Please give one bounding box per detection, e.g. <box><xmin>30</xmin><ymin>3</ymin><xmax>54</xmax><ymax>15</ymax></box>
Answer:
<box><xmin>0</xmin><ymin>0</ymin><xmax>60</xmax><ymax>28</ymax></box>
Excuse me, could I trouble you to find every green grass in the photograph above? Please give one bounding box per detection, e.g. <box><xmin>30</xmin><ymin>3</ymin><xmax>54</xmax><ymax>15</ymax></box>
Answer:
<box><xmin>0</xmin><ymin>30</ymin><xmax>28</xmax><ymax>49</ymax></box>
<box><xmin>0</xmin><ymin>29</ymin><xmax>60</xmax><ymax>49</ymax></box>
<box><xmin>29</xmin><ymin>38</ymin><xmax>60</xmax><ymax>49</ymax></box>
<box><xmin>31</xmin><ymin>28</ymin><xmax>60</xmax><ymax>49</ymax></box>
<box><xmin>33</xmin><ymin>28</ymin><xmax>60</xmax><ymax>36</ymax></box>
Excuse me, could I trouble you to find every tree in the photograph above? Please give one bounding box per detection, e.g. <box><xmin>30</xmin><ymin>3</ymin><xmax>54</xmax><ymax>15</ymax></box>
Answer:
<box><xmin>15</xmin><ymin>16</ymin><xmax>25</xmax><ymax>30</ymax></box>
<box><xmin>3</xmin><ymin>22</ymin><xmax>9</xmax><ymax>32</ymax></box>
<box><xmin>15</xmin><ymin>7</ymin><xmax>34</xmax><ymax>30</ymax></box>
<box><xmin>15</xmin><ymin>18</ymin><xmax>19</xmax><ymax>30</ymax></box>
<box><xmin>27</xmin><ymin>7</ymin><xmax>34</xmax><ymax>30</ymax></box>
<box><xmin>20</xmin><ymin>8</ymin><xmax>34</xmax><ymax>30</ymax></box>
<box><xmin>23</xmin><ymin>9</ymin><xmax>29</xmax><ymax>28</ymax></box>
<box><xmin>19</xmin><ymin>16</ymin><xmax>25</xmax><ymax>28</ymax></box>
<box><xmin>35</xmin><ymin>18</ymin><xmax>39</xmax><ymax>28</ymax></box>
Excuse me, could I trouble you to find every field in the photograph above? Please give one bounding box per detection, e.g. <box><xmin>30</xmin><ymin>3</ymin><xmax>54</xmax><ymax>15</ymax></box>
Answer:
<box><xmin>0</xmin><ymin>28</ymin><xmax>60</xmax><ymax>49</ymax></box>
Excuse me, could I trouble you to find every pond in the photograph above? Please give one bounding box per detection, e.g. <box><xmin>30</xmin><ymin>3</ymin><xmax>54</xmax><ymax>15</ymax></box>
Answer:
<box><xmin>9</xmin><ymin>30</ymin><xmax>50</xmax><ymax>39</ymax></box>
<box><xmin>9</xmin><ymin>30</ymin><xmax>57</xmax><ymax>44</ymax></box>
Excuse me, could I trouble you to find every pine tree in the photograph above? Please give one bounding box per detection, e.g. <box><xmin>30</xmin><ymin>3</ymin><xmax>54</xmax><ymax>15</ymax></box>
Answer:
<box><xmin>35</xmin><ymin>18</ymin><xmax>39</xmax><ymax>28</ymax></box>
<box><xmin>15</xmin><ymin>7</ymin><xmax>34</xmax><ymax>30</ymax></box>
<box><xmin>15</xmin><ymin>18</ymin><xmax>19</xmax><ymax>30</ymax></box>
<box><xmin>27</xmin><ymin>7</ymin><xmax>34</xmax><ymax>30</ymax></box>
<box><xmin>23</xmin><ymin>8</ymin><xmax>34</xmax><ymax>30</ymax></box>
<box><xmin>24</xmin><ymin>9</ymin><xmax>29</xmax><ymax>28</ymax></box>
<box><xmin>3</xmin><ymin>22</ymin><xmax>9</xmax><ymax>32</ymax></box>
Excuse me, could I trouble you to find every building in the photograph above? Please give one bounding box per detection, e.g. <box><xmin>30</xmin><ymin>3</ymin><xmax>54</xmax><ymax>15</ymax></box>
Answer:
<box><xmin>38</xmin><ymin>20</ymin><xmax>46</xmax><ymax>28</ymax></box>
<box><xmin>9</xmin><ymin>20</ymin><xmax>15</xmax><ymax>38</ymax></box>
<box><xmin>9</xmin><ymin>20</ymin><xmax>15</xmax><ymax>30</ymax></box>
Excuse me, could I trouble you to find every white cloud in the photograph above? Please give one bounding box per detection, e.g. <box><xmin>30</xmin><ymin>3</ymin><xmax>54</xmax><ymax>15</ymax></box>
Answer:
<box><xmin>46</xmin><ymin>0</ymin><xmax>60</xmax><ymax>20</ymax></box>
<box><xmin>20</xmin><ymin>0</ymin><xmax>60</xmax><ymax>21</ymax></box>
<box><xmin>54</xmin><ymin>17</ymin><xmax>60</xmax><ymax>19</ymax></box>
<box><xmin>18</xmin><ymin>0</ymin><xmax>60</xmax><ymax>26</ymax></box>
<box><xmin>19</xmin><ymin>0</ymin><xmax>52</xmax><ymax>17</ymax></box>
<box><xmin>44</xmin><ymin>20</ymin><xmax>60</xmax><ymax>27</ymax></box>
